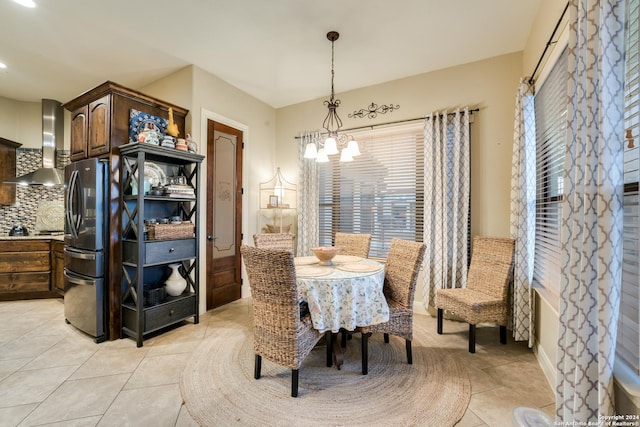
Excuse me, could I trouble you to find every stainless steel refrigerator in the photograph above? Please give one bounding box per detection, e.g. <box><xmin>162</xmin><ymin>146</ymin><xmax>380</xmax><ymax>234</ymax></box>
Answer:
<box><xmin>63</xmin><ymin>157</ymin><xmax>108</xmax><ymax>343</ymax></box>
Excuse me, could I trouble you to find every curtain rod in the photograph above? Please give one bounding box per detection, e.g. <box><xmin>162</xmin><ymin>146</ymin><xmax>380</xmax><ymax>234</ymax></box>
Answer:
<box><xmin>528</xmin><ymin>1</ymin><xmax>569</xmax><ymax>86</ymax></box>
<box><xmin>294</xmin><ymin>108</ymin><xmax>479</xmax><ymax>139</ymax></box>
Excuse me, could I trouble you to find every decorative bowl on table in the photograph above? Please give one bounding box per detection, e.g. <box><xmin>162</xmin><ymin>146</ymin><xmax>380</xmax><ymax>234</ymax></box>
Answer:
<box><xmin>311</xmin><ymin>246</ymin><xmax>341</xmax><ymax>266</ymax></box>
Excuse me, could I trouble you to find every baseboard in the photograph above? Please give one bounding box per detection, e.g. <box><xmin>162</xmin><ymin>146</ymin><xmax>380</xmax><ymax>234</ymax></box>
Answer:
<box><xmin>413</xmin><ymin>300</ymin><xmax>430</xmax><ymax>316</ymax></box>
<box><xmin>533</xmin><ymin>334</ymin><xmax>556</xmax><ymax>394</ymax></box>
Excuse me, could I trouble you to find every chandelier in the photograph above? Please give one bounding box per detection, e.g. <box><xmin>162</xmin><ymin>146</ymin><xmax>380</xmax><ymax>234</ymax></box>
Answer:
<box><xmin>304</xmin><ymin>31</ymin><xmax>361</xmax><ymax>163</ymax></box>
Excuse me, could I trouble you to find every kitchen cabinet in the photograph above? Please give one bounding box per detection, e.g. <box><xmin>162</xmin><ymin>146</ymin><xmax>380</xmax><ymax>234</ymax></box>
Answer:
<box><xmin>0</xmin><ymin>240</ymin><xmax>59</xmax><ymax>300</ymax></box>
<box><xmin>0</xmin><ymin>137</ymin><xmax>22</xmax><ymax>205</ymax></box>
<box><xmin>63</xmin><ymin>81</ymin><xmax>188</xmax><ymax>162</ymax></box>
<box><xmin>51</xmin><ymin>240</ymin><xmax>65</xmax><ymax>294</ymax></box>
<box><xmin>119</xmin><ymin>142</ymin><xmax>203</xmax><ymax>347</ymax></box>
<box><xmin>69</xmin><ymin>106</ymin><xmax>88</xmax><ymax>161</ymax></box>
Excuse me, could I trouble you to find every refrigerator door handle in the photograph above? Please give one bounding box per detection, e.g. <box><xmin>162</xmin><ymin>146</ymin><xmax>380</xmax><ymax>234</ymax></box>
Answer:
<box><xmin>66</xmin><ymin>169</ymin><xmax>80</xmax><ymax>239</ymax></box>
<box><xmin>64</xmin><ymin>247</ymin><xmax>97</xmax><ymax>260</ymax></box>
<box><xmin>64</xmin><ymin>269</ymin><xmax>95</xmax><ymax>286</ymax></box>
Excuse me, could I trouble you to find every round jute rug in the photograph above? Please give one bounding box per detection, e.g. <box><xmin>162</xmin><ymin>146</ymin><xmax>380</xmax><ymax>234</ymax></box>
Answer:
<box><xmin>180</xmin><ymin>302</ymin><xmax>470</xmax><ymax>427</ymax></box>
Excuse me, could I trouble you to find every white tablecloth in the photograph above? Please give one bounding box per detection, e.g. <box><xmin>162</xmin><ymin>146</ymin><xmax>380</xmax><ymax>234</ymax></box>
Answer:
<box><xmin>296</xmin><ymin>258</ymin><xmax>389</xmax><ymax>333</ymax></box>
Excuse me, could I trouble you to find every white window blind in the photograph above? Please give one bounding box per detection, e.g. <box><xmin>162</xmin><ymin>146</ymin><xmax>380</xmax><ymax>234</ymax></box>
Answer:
<box><xmin>318</xmin><ymin>123</ymin><xmax>424</xmax><ymax>258</ymax></box>
<box><xmin>533</xmin><ymin>47</ymin><xmax>568</xmax><ymax>299</ymax></box>
<box><xmin>618</xmin><ymin>0</ymin><xmax>640</xmax><ymax>376</ymax></box>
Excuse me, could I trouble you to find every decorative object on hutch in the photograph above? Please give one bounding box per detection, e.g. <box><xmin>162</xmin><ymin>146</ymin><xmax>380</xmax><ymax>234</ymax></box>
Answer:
<box><xmin>165</xmin><ymin>263</ymin><xmax>188</xmax><ymax>296</ymax></box>
<box><xmin>302</xmin><ymin>31</ymin><xmax>361</xmax><ymax>163</ymax></box>
<box><xmin>119</xmin><ymin>142</ymin><xmax>204</xmax><ymax>347</ymax></box>
<box><xmin>186</xmin><ymin>133</ymin><xmax>198</xmax><ymax>153</ymax></box>
<box><xmin>258</xmin><ymin>167</ymin><xmax>297</xmax><ymax>238</ymax></box>
<box><xmin>129</xmin><ymin>109</ymin><xmax>168</xmax><ymax>145</ymax></box>
<box><xmin>166</xmin><ymin>107</ymin><xmax>179</xmax><ymax>137</ymax></box>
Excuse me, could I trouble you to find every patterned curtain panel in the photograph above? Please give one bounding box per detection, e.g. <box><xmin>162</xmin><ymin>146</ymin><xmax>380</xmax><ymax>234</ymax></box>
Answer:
<box><xmin>297</xmin><ymin>132</ymin><xmax>320</xmax><ymax>257</ymax></box>
<box><xmin>510</xmin><ymin>79</ymin><xmax>536</xmax><ymax>345</ymax></box>
<box><xmin>422</xmin><ymin>108</ymin><xmax>470</xmax><ymax>308</ymax></box>
<box><xmin>557</xmin><ymin>0</ymin><xmax>625</xmax><ymax>420</ymax></box>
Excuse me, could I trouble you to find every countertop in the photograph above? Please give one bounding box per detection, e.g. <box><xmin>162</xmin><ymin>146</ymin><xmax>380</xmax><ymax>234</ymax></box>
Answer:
<box><xmin>1</xmin><ymin>234</ymin><xmax>64</xmax><ymax>241</ymax></box>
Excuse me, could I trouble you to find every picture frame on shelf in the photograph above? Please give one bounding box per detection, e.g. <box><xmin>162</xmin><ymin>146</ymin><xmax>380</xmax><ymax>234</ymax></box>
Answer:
<box><xmin>267</xmin><ymin>195</ymin><xmax>279</xmax><ymax>208</ymax></box>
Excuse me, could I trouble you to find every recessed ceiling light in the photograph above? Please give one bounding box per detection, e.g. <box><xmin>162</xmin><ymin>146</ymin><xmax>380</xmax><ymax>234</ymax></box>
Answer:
<box><xmin>12</xmin><ymin>0</ymin><xmax>36</xmax><ymax>8</ymax></box>
<box><xmin>0</xmin><ymin>62</ymin><xmax>7</xmax><ymax>69</ymax></box>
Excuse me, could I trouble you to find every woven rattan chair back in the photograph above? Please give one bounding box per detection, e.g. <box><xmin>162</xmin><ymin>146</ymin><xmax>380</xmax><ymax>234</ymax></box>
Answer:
<box><xmin>253</xmin><ymin>233</ymin><xmax>294</xmax><ymax>251</ymax></box>
<box><xmin>357</xmin><ymin>238</ymin><xmax>425</xmax><ymax>374</ymax></box>
<box><xmin>435</xmin><ymin>235</ymin><xmax>515</xmax><ymax>353</ymax></box>
<box><xmin>465</xmin><ymin>236</ymin><xmax>515</xmax><ymax>299</ymax></box>
<box><xmin>334</xmin><ymin>232</ymin><xmax>372</xmax><ymax>258</ymax></box>
<box><xmin>384</xmin><ymin>238</ymin><xmax>426</xmax><ymax>308</ymax></box>
<box><xmin>240</xmin><ymin>245</ymin><xmax>324</xmax><ymax>396</ymax></box>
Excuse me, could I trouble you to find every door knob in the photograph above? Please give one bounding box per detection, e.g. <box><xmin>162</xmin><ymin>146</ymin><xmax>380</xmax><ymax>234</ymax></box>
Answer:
<box><xmin>207</xmin><ymin>235</ymin><xmax>216</xmax><ymax>241</ymax></box>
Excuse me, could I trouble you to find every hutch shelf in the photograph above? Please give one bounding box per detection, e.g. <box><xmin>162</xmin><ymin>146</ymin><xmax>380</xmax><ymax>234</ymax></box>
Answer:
<box><xmin>119</xmin><ymin>142</ymin><xmax>204</xmax><ymax>347</ymax></box>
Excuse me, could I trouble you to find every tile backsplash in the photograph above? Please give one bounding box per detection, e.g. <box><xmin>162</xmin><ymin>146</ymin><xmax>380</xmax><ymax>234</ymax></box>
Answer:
<box><xmin>0</xmin><ymin>148</ymin><xmax>69</xmax><ymax>235</ymax></box>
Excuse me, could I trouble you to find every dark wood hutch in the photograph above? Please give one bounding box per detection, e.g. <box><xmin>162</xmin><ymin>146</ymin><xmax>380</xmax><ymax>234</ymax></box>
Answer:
<box><xmin>62</xmin><ymin>81</ymin><xmax>189</xmax><ymax>341</ymax></box>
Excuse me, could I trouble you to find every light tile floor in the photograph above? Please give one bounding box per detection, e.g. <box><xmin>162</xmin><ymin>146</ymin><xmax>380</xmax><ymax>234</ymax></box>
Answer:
<box><xmin>0</xmin><ymin>298</ymin><xmax>555</xmax><ymax>426</ymax></box>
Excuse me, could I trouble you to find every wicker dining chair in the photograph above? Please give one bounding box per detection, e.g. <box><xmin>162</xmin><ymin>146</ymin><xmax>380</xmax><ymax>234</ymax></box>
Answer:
<box><xmin>435</xmin><ymin>236</ymin><xmax>515</xmax><ymax>353</ymax></box>
<box><xmin>334</xmin><ymin>232</ymin><xmax>372</xmax><ymax>258</ymax></box>
<box><xmin>356</xmin><ymin>238</ymin><xmax>426</xmax><ymax>375</ymax></box>
<box><xmin>253</xmin><ymin>233</ymin><xmax>295</xmax><ymax>251</ymax></box>
<box><xmin>240</xmin><ymin>245</ymin><xmax>325</xmax><ymax>397</ymax></box>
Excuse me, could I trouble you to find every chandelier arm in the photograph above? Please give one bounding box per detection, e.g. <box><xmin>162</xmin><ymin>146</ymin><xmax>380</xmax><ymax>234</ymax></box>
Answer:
<box><xmin>330</xmin><ymin>35</ymin><xmax>335</xmax><ymax>102</ymax></box>
<box><xmin>322</xmin><ymin>31</ymin><xmax>342</xmax><ymax>135</ymax></box>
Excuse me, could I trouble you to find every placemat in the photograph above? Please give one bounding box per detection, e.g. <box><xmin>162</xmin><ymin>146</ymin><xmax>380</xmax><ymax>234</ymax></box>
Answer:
<box><xmin>336</xmin><ymin>262</ymin><xmax>382</xmax><ymax>273</ymax></box>
<box><xmin>333</xmin><ymin>255</ymin><xmax>362</xmax><ymax>264</ymax></box>
<box><xmin>294</xmin><ymin>256</ymin><xmax>319</xmax><ymax>266</ymax></box>
<box><xmin>295</xmin><ymin>266</ymin><xmax>333</xmax><ymax>277</ymax></box>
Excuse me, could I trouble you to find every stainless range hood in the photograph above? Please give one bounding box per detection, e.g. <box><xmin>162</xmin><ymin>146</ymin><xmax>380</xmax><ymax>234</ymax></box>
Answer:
<box><xmin>4</xmin><ymin>99</ymin><xmax>64</xmax><ymax>186</ymax></box>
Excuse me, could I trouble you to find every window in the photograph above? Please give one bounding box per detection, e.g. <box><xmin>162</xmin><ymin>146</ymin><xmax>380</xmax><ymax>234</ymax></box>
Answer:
<box><xmin>617</xmin><ymin>0</ymin><xmax>640</xmax><ymax>376</ymax></box>
<box><xmin>532</xmin><ymin>47</ymin><xmax>568</xmax><ymax>299</ymax></box>
<box><xmin>318</xmin><ymin>123</ymin><xmax>424</xmax><ymax>258</ymax></box>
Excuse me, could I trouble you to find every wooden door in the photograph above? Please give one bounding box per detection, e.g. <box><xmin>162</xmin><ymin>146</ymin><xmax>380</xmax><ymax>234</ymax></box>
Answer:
<box><xmin>206</xmin><ymin>120</ymin><xmax>243</xmax><ymax>309</ymax></box>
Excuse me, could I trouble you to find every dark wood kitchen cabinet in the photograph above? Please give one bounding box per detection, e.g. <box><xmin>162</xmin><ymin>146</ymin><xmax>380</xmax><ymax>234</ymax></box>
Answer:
<box><xmin>69</xmin><ymin>95</ymin><xmax>111</xmax><ymax>161</ymax></box>
<box><xmin>0</xmin><ymin>137</ymin><xmax>22</xmax><ymax>205</ymax></box>
<box><xmin>63</xmin><ymin>82</ymin><xmax>188</xmax><ymax>162</ymax></box>
<box><xmin>52</xmin><ymin>240</ymin><xmax>65</xmax><ymax>294</ymax></box>
<box><xmin>0</xmin><ymin>240</ymin><xmax>60</xmax><ymax>300</ymax></box>
<box><xmin>69</xmin><ymin>106</ymin><xmax>88</xmax><ymax>161</ymax></box>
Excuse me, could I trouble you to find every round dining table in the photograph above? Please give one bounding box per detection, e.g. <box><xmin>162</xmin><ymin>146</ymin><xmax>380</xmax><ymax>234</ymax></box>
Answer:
<box><xmin>295</xmin><ymin>255</ymin><xmax>389</xmax><ymax>334</ymax></box>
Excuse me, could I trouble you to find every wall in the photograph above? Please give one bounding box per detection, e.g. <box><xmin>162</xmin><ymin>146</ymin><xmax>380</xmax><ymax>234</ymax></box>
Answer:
<box><xmin>0</xmin><ymin>97</ymin><xmax>70</xmax><ymax>234</ymax></box>
<box><xmin>0</xmin><ymin>149</ymin><xmax>68</xmax><ymax>234</ymax></box>
<box><xmin>275</xmin><ymin>51</ymin><xmax>523</xmax><ymax>307</ymax></box>
<box><xmin>0</xmin><ymin>97</ymin><xmax>41</xmax><ymax>149</ymax></box>
<box><xmin>142</xmin><ymin>65</ymin><xmax>278</xmax><ymax>313</ymax></box>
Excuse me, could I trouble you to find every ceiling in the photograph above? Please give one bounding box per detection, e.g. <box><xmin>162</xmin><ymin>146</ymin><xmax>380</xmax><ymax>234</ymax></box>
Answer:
<box><xmin>0</xmin><ymin>0</ymin><xmax>540</xmax><ymax>108</ymax></box>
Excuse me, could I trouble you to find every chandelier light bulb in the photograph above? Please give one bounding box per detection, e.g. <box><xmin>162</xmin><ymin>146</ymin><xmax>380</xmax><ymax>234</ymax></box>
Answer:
<box><xmin>316</xmin><ymin>148</ymin><xmax>330</xmax><ymax>163</ymax></box>
<box><xmin>303</xmin><ymin>142</ymin><xmax>318</xmax><ymax>159</ymax></box>
<box><xmin>347</xmin><ymin>139</ymin><xmax>361</xmax><ymax>156</ymax></box>
<box><xmin>339</xmin><ymin>148</ymin><xmax>354</xmax><ymax>162</ymax></box>
<box><xmin>324</xmin><ymin>137</ymin><xmax>339</xmax><ymax>155</ymax></box>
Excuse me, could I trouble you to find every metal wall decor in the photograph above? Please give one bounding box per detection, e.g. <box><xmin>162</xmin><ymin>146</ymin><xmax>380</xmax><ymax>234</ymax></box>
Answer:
<box><xmin>349</xmin><ymin>102</ymin><xmax>400</xmax><ymax>119</ymax></box>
